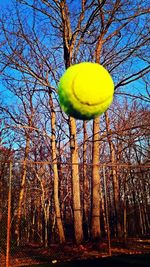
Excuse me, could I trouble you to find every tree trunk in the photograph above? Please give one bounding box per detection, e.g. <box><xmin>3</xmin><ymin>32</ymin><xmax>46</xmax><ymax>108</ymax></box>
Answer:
<box><xmin>123</xmin><ymin>174</ymin><xmax>127</xmax><ymax>243</ymax></box>
<box><xmin>49</xmin><ymin>93</ymin><xmax>65</xmax><ymax>243</ymax></box>
<box><xmin>60</xmin><ymin>0</ymin><xmax>83</xmax><ymax>243</ymax></box>
<box><xmin>35</xmin><ymin>170</ymin><xmax>50</xmax><ymax>247</ymax></box>
<box><xmin>15</xmin><ymin>135</ymin><xmax>30</xmax><ymax>246</ymax></box>
<box><xmin>105</xmin><ymin>112</ymin><xmax>122</xmax><ymax>238</ymax></box>
<box><xmin>100</xmin><ymin>186</ymin><xmax>107</xmax><ymax>236</ymax></box>
<box><xmin>91</xmin><ymin>117</ymin><xmax>101</xmax><ymax>240</ymax></box>
<box><xmin>139</xmin><ymin>203</ymin><xmax>144</xmax><ymax>236</ymax></box>
<box><xmin>83</xmin><ymin>121</ymin><xmax>90</xmax><ymax>239</ymax></box>
<box><xmin>37</xmin><ymin>206</ymin><xmax>43</xmax><ymax>244</ymax></box>
<box><xmin>44</xmin><ymin>201</ymin><xmax>50</xmax><ymax>248</ymax></box>
<box><xmin>69</xmin><ymin>117</ymin><xmax>83</xmax><ymax>244</ymax></box>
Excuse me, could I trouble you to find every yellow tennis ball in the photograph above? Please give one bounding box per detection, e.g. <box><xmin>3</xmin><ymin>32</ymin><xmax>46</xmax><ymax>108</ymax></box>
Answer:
<box><xmin>58</xmin><ymin>62</ymin><xmax>114</xmax><ymax>120</ymax></box>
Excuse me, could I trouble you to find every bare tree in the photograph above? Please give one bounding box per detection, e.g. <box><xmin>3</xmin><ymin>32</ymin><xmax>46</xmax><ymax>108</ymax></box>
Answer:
<box><xmin>0</xmin><ymin>0</ymin><xmax>149</xmax><ymax>246</ymax></box>
<box><xmin>49</xmin><ymin>91</ymin><xmax>65</xmax><ymax>243</ymax></box>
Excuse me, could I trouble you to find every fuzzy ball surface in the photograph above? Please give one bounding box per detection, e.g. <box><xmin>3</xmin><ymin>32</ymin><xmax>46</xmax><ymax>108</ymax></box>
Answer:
<box><xmin>58</xmin><ymin>62</ymin><xmax>114</xmax><ymax>120</ymax></box>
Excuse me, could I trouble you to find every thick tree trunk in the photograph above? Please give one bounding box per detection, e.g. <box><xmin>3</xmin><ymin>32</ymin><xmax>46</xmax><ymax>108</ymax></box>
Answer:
<box><xmin>69</xmin><ymin>117</ymin><xmax>83</xmax><ymax>244</ymax></box>
<box><xmin>91</xmin><ymin>117</ymin><xmax>101</xmax><ymax>240</ymax></box>
<box><xmin>60</xmin><ymin>0</ymin><xmax>83</xmax><ymax>243</ymax></box>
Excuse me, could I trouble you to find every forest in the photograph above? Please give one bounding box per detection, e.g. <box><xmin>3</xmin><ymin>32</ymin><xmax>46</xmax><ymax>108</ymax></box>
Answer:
<box><xmin>0</xmin><ymin>0</ymin><xmax>150</xmax><ymax>266</ymax></box>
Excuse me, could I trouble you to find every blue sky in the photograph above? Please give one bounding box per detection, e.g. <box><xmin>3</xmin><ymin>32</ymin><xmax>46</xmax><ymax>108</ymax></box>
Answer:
<box><xmin>0</xmin><ymin>0</ymin><xmax>11</xmax><ymax>7</ymax></box>
<box><xmin>0</xmin><ymin>0</ymin><xmax>149</xmax><ymax>151</ymax></box>
<box><xmin>0</xmin><ymin>0</ymin><xmax>149</xmax><ymax>109</ymax></box>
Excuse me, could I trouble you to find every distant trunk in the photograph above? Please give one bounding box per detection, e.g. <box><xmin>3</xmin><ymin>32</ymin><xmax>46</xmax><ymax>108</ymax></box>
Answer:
<box><xmin>139</xmin><ymin>169</ymin><xmax>150</xmax><ymax>234</ymax></box>
<box><xmin>130</xmin><ymin>171</ymin><xmax>138</xmax><ymax>235</ymax></box>
<box><xmin>83</xmin><ymin>121</ymin><xmax>90</xmax><ymax>239</ymax></box>
<box><xmin>138</xmin><ymin>199</ymin><xmax>147</xmax><ymax>235</ymax></box>
<box><xmin>91</xmin><ymin>117</ymin><xmax>101</xmax><ymax>240</ymax></box>
<box><xmin>36</xmin><ymin>170</ymin><xmax>50</xmax><ymax>247</ymax></box>
<box><xmin>69</xmin><ymin>117</ymin><xmax>83</xmax><ymax>244</ymax></box>
<box><xmin>134</xmin><ymin>153</ymin><xmax>150</xmax><ymax>235</ymax></box>
<box><xmin>49</xmin><ymin>93</ymin><xmax>65</xmax><ymax>243</ymax></box>
<box><xmin>105</xmin><ymin>112</ymin><xmax>122</xmax><ymax>238</ymax></box>
<box><xmin>37</xmin><ymin>205</ymin><xmax>43</xmax><ymax>244</ymax></box>
<box><xmin>44</xmin><ymin>201</ymin><xmax>50</xmax><ymax>247</ymax></box>
<box><xmin>31</xmin><ymin>208</ymin><xmax>36</xmax><ymax>241</ymax></box>
<box><xmin>100</xmin><ymin>186</ymin><xmax>107</xmax><ymax>235</ymax></box>
<box><xmin>15</xmin><ymin>135</ymin><xmax>30</xmax><ymax>246</ymax></box>
<box><xmin>123</xmin><ymin>174</ymin><xmax>127</xmax><ymax>243</ymax></box>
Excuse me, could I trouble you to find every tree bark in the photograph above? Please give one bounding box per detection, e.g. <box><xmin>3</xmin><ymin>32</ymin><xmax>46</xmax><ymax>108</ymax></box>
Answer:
<box><xmin>69</xmin><ymin>117</ymin><xmax>83</xmax><ymax>244</ymax></box>
<box><xmin>83</xmin><ymin>121</ymin><xmax>90</xmax><ymax>239</ymax></box>
<box><xmin>15</xmin><ymin>135</ymin><xmax>30</xmax><ymax>246</ymax></box>
<box><xmin>91</xmin><ymin>117</ymin><xmax>101</xmax><ymax>240</ymax></box>
<box><xmin>49</xmin><ymin>93</ymin><xmax>65</xmax><ymax>243</ymax></box>
<box><xmin>123</xmin><ymin>174</ymin><xmax>127</xmax><ymax>243</ymax></box>
<box><xmin>105</xmin><ymin>112</ymin><xmax>122</xmax><ymax>238</ymax></box>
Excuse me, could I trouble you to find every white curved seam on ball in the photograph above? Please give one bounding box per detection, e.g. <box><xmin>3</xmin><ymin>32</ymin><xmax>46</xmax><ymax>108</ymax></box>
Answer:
<box><xmin>72</xmin><ymin>75</ymin><xmax>112</xmax><ymax>106</ymax></box>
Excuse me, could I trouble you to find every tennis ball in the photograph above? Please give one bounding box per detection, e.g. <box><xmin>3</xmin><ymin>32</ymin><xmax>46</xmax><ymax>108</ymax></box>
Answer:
<box><xmin>58</xmin><ymin>62</ymin><xmax>114</xmax><ymax>120</ymax></box>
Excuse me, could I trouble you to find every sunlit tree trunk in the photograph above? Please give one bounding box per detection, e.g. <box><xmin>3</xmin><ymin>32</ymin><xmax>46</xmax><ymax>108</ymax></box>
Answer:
<box><xmin>91</xmin><ymin>117</ymin><xmax>101</xmax><ymax>239</ymax></box>
<box><xmin>90</xmin><ymin>21</ymin><xmax>104</xmax><ymax>239</ymax></box>
<box><xmin>60</xmin><ymin>0</ymin><xmax>83</xmax><ymax>244</ymax></box>
<box><xmin>69</xmin><ymin>117</ymin><xmax>83</xmax><ymax>244</ymax></box>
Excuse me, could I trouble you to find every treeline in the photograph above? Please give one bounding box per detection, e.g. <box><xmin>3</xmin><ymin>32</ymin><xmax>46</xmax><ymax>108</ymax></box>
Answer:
<box><xmin>0</xmin><ymin>0</ymin><xmax>150</xmax><ymax>247</ymax></box>
<box><xmin>0</xmin><ymin>101</ymin><xmax>149</xmax><ymax>247</ymax></box>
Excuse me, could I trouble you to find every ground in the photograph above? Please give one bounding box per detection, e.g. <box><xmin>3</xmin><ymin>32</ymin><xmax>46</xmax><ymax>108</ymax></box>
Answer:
<box><xmin>0</xmin><ymin>238</ymin><xmax>150</xmax><ymax>267</ymax></box>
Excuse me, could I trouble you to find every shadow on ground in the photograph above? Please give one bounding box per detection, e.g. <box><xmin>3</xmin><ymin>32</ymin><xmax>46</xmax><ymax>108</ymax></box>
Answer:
<box><xmin>21</xmin><ymin>253</ymin><xmax>150</xmax><ymax>267</ymax></box>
